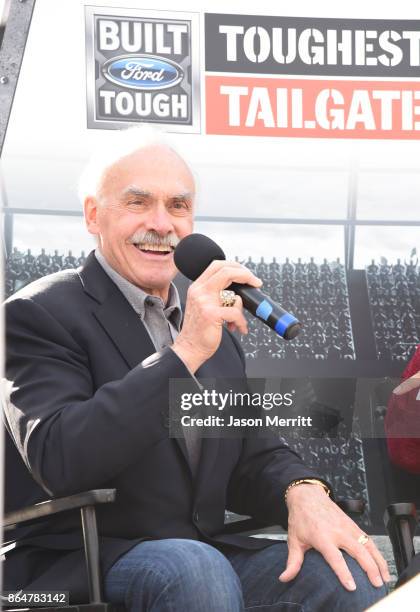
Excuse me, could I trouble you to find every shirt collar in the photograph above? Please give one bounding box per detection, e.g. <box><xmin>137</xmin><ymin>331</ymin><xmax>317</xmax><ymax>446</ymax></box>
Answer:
<box><xmin>94</xmin><ymin>249</ymin><xmax>182</xmax><ymax>328</ymax></box>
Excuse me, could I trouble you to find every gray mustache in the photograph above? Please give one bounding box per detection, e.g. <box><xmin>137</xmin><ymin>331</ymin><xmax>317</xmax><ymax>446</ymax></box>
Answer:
<box><xmin>129</xmin><ymin>231</ymin><xmax>180</xmax><ymax>248</ymax></box>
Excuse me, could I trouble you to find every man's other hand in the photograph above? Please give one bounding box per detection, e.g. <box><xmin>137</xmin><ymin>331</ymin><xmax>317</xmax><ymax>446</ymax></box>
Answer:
<box><xmin>279</xmin><ymin>484</ymin><xmax>391</xmax><ymax>591</ymax></box>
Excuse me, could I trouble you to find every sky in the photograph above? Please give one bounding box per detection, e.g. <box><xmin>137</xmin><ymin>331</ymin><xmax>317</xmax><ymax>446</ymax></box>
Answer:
<box><xmin>0</xmin><ymin>1</ymin><xmax>9</xmax><ymax>26</ymax></box>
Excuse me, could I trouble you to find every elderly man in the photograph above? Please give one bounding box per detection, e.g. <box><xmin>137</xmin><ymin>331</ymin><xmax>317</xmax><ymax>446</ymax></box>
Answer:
<box><xmin>3</xmin><ymin>128</ymin><xmax>388</xmax><ymax>611</ymax></box>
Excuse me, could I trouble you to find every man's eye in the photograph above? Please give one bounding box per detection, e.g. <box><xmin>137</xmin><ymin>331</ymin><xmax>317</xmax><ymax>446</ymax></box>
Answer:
<box><xmin>171</xmin><ymin>201</ymin><xmax>189</xmax><ymax>210</ymax></box>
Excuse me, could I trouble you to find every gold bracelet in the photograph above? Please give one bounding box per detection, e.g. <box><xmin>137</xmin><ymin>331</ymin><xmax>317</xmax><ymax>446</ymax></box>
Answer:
<box><xmin>285</xmin><ymin>478</ymin><xmax>330</xmax><ymax>502</ymax></box>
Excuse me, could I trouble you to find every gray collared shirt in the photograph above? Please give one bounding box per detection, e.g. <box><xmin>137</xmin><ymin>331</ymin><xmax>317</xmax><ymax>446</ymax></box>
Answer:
<box><xmin>95</xmin><ymin>249</ymin><xmax>182</xmax><ymax>351</ymax></box>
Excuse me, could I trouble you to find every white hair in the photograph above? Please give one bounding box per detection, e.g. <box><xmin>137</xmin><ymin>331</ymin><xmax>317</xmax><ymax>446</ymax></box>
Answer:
<box><xmin>78</xmin><ymin>124</ymin><xmax>184</xmax><ymax>204</ymax></box>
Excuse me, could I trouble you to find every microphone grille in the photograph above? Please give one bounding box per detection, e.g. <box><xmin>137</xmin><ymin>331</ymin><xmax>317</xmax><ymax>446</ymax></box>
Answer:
<box><xmin>174</xmin><ymin>233</ymin><xmax>226</xmax><ymax>280</ymax></box>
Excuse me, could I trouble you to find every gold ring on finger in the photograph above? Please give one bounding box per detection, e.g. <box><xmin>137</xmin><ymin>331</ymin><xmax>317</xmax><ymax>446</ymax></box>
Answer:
<box><xmin>220</xmin><ymin>289</ymin><xmax>236</xmax><ymax>307</ymax></box>
<box><xmin>357</xmin><ymin>534</ymin><xmax>369</xmax><ymax>546</ymax></box>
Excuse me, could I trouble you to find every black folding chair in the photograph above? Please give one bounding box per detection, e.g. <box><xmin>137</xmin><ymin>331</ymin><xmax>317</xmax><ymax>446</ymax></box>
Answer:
<box><xmin>2</xmin><ymin>489</ymin><xmax>123</xmax><ymax>611</ymax></box>
<box><xmin>2</xmin><ymin>492</ymin><xmax>365</xmax><ymax>611</ymax></box>
<box><xmin>384</xmin><ymin>502</ymin><xmax>418</xmax><ymax>577</ymax></box>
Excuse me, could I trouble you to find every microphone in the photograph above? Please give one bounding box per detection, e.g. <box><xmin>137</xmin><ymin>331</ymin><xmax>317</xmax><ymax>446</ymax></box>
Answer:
<box><xmin>174</xmin><ymin>233</ymin><xmax>301</xmax><ymax>341</ymax></box>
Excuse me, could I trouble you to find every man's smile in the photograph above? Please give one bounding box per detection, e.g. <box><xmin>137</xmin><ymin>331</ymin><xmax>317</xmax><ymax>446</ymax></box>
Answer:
<box><xmin>130</xmin><ymin>242</ymin><xmax>174</xmax><ymax>259</ymax></box>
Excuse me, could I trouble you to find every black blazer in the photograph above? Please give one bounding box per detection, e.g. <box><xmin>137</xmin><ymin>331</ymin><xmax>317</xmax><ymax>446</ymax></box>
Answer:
<box><xmin>2</xmin><ymin>252</ymin><xmax>322</xmax><ymax>603</ymax></box>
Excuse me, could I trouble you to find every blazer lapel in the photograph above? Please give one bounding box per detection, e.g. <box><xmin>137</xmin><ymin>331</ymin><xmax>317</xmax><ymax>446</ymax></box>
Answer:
<box><xmin>78</xmin><ymin>252</ymin><xmax>156</xmax><ymax>368</ymax></box>
<box><xmin>78</xmin><ymin>252</ymin><xmax>191</xmax><ymax>465</ymax></box>
<box><xmin>93</xmin><ymin>291</ymin><xmax>155</xmax><ymax>370</ymax></box>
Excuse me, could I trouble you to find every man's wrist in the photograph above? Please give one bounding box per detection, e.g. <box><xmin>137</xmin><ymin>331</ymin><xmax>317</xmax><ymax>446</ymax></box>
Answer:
<box><xmin>285</xmin><ymin>478</ymin><xmax>330</xmax><ymax>504</ymax></box>
<box><xmin>170</xmin><ymin>339</ymin><xmax>208</xmax><ymax>374</ymax></box>
<box><xmin>168</xmin><ymin>345</ymin><xmax>204</xmax><ymax>391</ymax></box>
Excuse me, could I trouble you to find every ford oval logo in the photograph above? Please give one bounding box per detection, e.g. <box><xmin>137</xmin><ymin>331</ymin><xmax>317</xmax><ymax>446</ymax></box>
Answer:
<box><xmin>102</xmin><ymin>54</ymin><xmax>184</xmax><ymax>91</ymax></box>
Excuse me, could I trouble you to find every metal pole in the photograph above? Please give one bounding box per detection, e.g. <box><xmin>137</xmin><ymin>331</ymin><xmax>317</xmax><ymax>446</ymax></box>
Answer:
<box><xmin>1</xmin><ymin>163</ymin><xmax>12</xmax><ymax>257</ymax></box>
<box><xmin>80</xmin><ymin>505</ymin><xmax>103</xmax><ymax>603</ymax></box>
<box><xmin>0</xmin><ymin>0</ymin><xmax>36</xmax><ymax>156</ymax></box>
<box><xmin>345</xmin><ymin>161</ymin><xmax>358</xmax><ymax>271</ymax></box>
<box><xmin>3</xmin><ymin>211</ymin><xmax>12</xmax><ymax>257</ymax></box>
<box><xmin>0</xmin><ymin>183</ymin><xmax>3</xmax><ymax>608</ymax></box>
<box><xmin>0</xmin><ymin>2</ymin><xmax>37</xmax><ymax>605</ymax></box>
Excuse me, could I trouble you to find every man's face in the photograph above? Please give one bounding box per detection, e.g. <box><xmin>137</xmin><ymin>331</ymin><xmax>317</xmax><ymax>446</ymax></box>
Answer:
<box><xmin>84</xmin><ymin>145</ymin><xmax>195</xmax><ymax>299</ymax></box>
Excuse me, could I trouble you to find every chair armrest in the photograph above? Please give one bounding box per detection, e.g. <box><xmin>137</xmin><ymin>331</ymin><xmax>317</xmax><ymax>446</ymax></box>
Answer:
<box><xmin>3</xmin><ymin>489</ymin><xmax>116</xmax><ymax>530</ymax></box>
<box><xmin>384</xmin><ymin>502</ymin><xmax>418</xmax><ymax>575</ymax></box>
<box><xmin>3</xmin><ymin>489</ymin><xmax>117</xmax><ymax>604</ymax></box>
<box><xmin>223</xmin><ymin>518</ymin><xmax>266</xmax><ymax>534</ymax></box>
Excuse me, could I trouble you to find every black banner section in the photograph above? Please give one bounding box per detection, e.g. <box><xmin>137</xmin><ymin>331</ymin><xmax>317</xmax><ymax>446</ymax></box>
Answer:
<box><xmin>205</xmin><ymin>13</ymin><xmax>420</xmax><ymax>77</ymax></box>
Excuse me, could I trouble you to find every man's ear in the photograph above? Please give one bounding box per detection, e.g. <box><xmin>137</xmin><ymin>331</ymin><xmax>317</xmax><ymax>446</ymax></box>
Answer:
<box><xmin>84</xmin><ymin>196</ymin><xmax>100</xmax><ymax>236</ymax></box>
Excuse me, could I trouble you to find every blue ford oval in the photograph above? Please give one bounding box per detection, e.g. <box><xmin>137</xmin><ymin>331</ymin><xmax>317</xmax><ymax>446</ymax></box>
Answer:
<box><xmin>102</xmin><ymin>54</ymin><xmax>184</xmax><ymax>91</ymax></box>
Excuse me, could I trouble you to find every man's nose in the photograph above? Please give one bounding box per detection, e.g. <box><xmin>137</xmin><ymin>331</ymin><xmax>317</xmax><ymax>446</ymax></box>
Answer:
<box><xmin>145</xmin><ymin>203</ymin><xmax>174</xmax><ymax>235</ymax></box>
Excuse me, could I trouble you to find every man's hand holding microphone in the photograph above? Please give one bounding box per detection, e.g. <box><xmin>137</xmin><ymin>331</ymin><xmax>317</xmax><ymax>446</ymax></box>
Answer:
<box><xmin>172</xmin><ymin>259</ymin><xmax>262</xmax><ymax>374</ymax></box>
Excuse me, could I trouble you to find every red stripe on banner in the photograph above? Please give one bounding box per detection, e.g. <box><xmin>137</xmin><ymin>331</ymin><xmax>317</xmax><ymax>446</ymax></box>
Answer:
<box><xmin>205</xmin><ymin>75</ymin><xmax>420</xmax><ymax>139</ymax></box>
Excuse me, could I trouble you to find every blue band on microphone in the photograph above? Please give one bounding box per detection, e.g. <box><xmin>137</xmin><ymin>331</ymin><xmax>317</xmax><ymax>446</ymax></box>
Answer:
<box><xmin>256</xmin><ymin>300</ymin><xmax>273</xmax><ymax>321</ymax></box>
<box><xmin>275</xmin><ymin>313</ymin><xmax>298</xmax><ymax>337</ymax></box>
